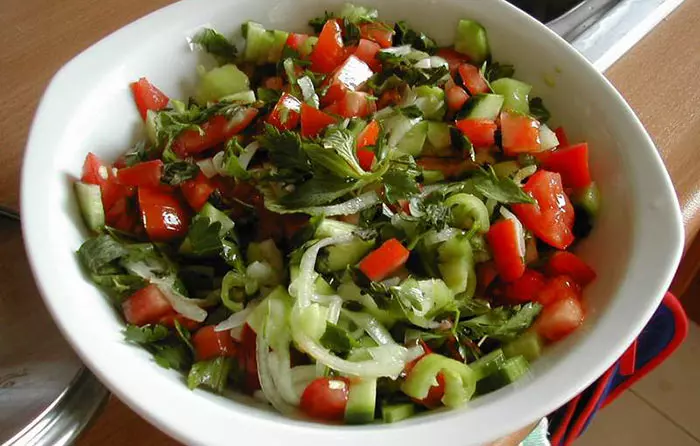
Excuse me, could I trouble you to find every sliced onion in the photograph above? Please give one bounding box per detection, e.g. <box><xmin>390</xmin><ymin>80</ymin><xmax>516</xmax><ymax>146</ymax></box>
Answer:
<box><xmin>238</xmin><ymin>141</ymin><xmax>260</xmax><ymax>170</ymax></box>
<box><xmin>500</xmin><ymin>207</ymin><xmax>526</xmax><ymax>258</ymax></box>
<box><xmin>291</xmin><ymin>365</ymin><xmax>318</xmax><ymax>384</ymax></box>
<box><xmin>327</xmin><ymin>296</ymin><xmax>343</xmax><ymax>325</ymax></box>
<box><xmin>513</xmin><ymin>165</ymin><xmax>538</xmax><ymax>185</ymax></box>
<box><xmin>212</xmin><ymin>151</ymin><xmax>226</xmax><ymax>176</ymax></box>
<box><xmin>256</xmin><ymin>336</ymin><xmax>296</xmax><ymax>414</ymax></box>
<box><xmin>247</xmin><ymin>261</ymin><xmax>274</xmax><ymax>284</ymax></box>
<box><xmin>196</xmin><ymin>158</ymin><xmax>218</xmax><ymax>178</ymax></box>
<box><xmin>381</xmin><ymin>277</ymin><xmax>401</xmax><ymax>287</ymax></box>
<box><xmin>429</xmin><ymin>55</ymin><xmax>448</xmax><ymax>68</ymax></box>
<box><xmin>215</xmin><ymin>301</ymin><xmax>258</xmax><ymax>332</ymax></box>
<box><xmin>380</xmin><ymin>45</ymin><xmax>412</xmax><ymax>56</ymax></box>
<box><xmin>539</xmin><ymin>123</ymin><xmax>560</xmax><ymax>151</ymax></box>
<box><xmin>423</xmin><ymin>228</ymin><xmax>461</xmax><ymax>246</ymax></box>
<box><xmin>413</xmin><ymin>57</ymin><xmax>432</xmax><ymax>69</ymax></box>
<box><xmin>269</xmin><ymin>347</ymin><xmax>299</xmax><ymax>406</ymax></box>
<box><xmin>152</xmin><ymin>278</ymin><xmax>208</xmax><ymax>322</ymax></box>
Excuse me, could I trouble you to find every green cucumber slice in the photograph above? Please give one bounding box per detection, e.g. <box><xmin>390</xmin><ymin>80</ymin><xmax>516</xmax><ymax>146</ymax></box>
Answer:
<box><xmin>74</xmin><ymin>182</ymin><xmax>105</xmax><ymax>233</ymax></box>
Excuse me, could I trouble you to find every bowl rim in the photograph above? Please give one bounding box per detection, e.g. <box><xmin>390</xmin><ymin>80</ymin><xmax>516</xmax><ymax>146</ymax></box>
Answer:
<box><xmin>20</xmin><ymin>0</ymin><xmax>684</xmax><ymax>444</ymax></box>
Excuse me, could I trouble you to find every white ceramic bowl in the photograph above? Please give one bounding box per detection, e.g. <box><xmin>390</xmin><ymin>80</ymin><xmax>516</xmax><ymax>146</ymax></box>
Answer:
<box><xmin>21</xmin><ymin>0</ymin><xmax>683</xmax><ymax>444</ymax></box>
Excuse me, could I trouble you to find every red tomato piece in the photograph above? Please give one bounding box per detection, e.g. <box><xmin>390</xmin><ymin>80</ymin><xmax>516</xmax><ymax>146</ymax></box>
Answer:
<box><xmin>239</xmin><ymin>324</ymin><xmax>261</xmax><ymax>392</ymax></box>
<box><xmin>534</xmin><ymin>296</ymin><xmax>585</xmax><ymax>342</ymax></box>
<box><xmin>537</xmin><ymin>275</ymin><xmax>581</xmax><ymax>306</ymax></box>
<box><xmin>356</xmin><ymin>120</ymin><xmax>380</xmax><ymax>149</ymax></box>
<box><xmin>487</xmin><ymin>219</ymin><xmax>526</xmax><ymax>282</ymax></box>
<box><xmin>300</xmin><ymin>377</ymin><xmax>350</xmax><ymax>421</ymax></box>
<box><xmin>436</xmin><ymin>48</ymin><xmax>469</xmax><ymax>74</ymax></box>
<box><xmin>116</xmin><ymin>160</ymin><xmax>164</xmax><ymax>188</ymax></box>
<box><xmin>504</xmin><ymin>269</ymin><xmax>547</xmax><ymax>303</ymax></box>
<box><xmin>263</xmin><ymin>76</ymin><xmax>284</xmax><ymax>90</ymax></box>
<box><xmin>158</xmin><ymin>311</ymin><xmax>201</xmax><ymax>331</ymax></box>
<box><xmin>500</xmin><ymin>111</ymin><xmax>541</xmax><ymax>155</ymax></box>
<box><xmin>310</xmin><ymin>20</ymin><xmax>346</xmax><ymax>74</ymax></box>
<box><xmin>353</xmin><ymin>38</ymin><xmax>381</xmax><ymax>72</ymax></box>
<box><xmin>81</xmin><ymin>152</ymin><xmax>125</xmax><ymax>211</ymax></box>
<box><xmin>285</xmin><ymin>32</ymin><xmax>310</xmax><ymax>52</ymax></box>
<box><xmin>358</xmin><ymin>238</ymin><xmax>410</xmax><ymax>282</ymax></box>
<box><xmin>192</xmin><ymin>325</ymin><xmax>238</xmax><ymax>361</ymax></box>
<box><xmin>104</xmin><ymin>191</ymin><xmax>140</xmax><ymax>234</ymax></box>
<box><xmin>358</xmin><ymin>22</ymin><xmax>394</xmax><ymax>48</ymax></box>
<box><xmin>542</xmin><ymin>143</ymin><xmax>592</xmax><ymax>189</ymax></box>
<box><xmin>446</xmin><ymin>86</ymin><xmax>470</xmax><ymax>112</ymax></box>
<box><xmin>323</xmin><ymin>91</ymin><xmax>376</xmax><ymax>118</ymax></box>
<box><xmin>377</xmin><ymin>89</ymin><xmax>401</xmax><ymax>110</ymax></box>
<box><xmin>180</xmin><ymin>171</ymin><xmax>216</xmax><ymax>212</ymax></box>
<box><xmin>546</xmin><ymin>251</ymin><xmax>597</xmax><ymax>286</ymax></box>
<box><xmin>322</xmin><ymin>55</ymin><xmax>374</xmax><ymax>106</ymax></box>
<box><xmin>554</xmin><ymin>126</ymin><xmax>570</xmax><ymax>148</ymax></box>
<box><xmin>130</xmin><ymin>78</ymin><xmax>169</xmax><ymax>120</ymax></box>
<box><xmin>458</xmin><ymin>64</ymin><xmax>489</xmax><ymax>95</ymax></box>
<box><xmin>137</xmin><ymin>187</ymin><xmax>190</xmax><ymax>241</ymax></box>
<box><xmin>356</xmin><ymin>149</ymin><xmax>376</xmax><ymax>171</ymax></box>
<box><xmin>267</xmin><ymin>92</ymin><xmax>303</xmax><ymax>131</ymax></box>
<box><xmin>173</xmin><ymin>108</ymin><xmax>259</xmax><ymax>156</ymax></box>
<box><xmin>455</xmin><ymin>118</ymin><xmax>497</xmax><ymax>148</ymax></box>
<box><xmin>300</xmin><ymin>103</ymin><xmax>338</xmax><ymax>137</ymax></box>
<box><xmin>511</xmin><ymin>170</ymin><xmax>575</xmax><ymax>250</ymax></box>
<box><xmin>476</xmin><ymin>260</ymin><xmax>499</xmax><ymax>294</ymax></box>
<box><xmin>122</xmin><ymin>284</ymin><xmax>172</xmax><ymax>326</ymax></box>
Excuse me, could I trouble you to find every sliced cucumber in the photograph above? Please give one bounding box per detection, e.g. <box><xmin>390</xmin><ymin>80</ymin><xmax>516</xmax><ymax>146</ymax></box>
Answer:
<box><xmin>413</xmin><ymin>86</ymin><xmax>446</xmax><ymax>120</ymax></box>
<box><xmin>145</xmin><ymin>109</ymin><xmax>158</xmax><ymax>145</ymax></box>
<box><xmin>344</xmin><ymin>378</ymin><xmax>377</xmax><ymax>424</ymax></box>
<box><xmin>74</xmin><ymin>182</ymin><xmax>105</xmax><ymax>233</ymax></box>
<box><xmin>396</xmin><ymin>120</ymin><xmax>429</xmax><ymax>156</ymax></box>
<box><xmin>339</xmin><ymin>3</ymin><xmax>379</xmax><ymax>22</ymax></box>
<box><xmin>470</xmin><ymin>349</ymin><xmax>506</xmax><ymax>381</ymax></box>
<box><xmin>503</xmin><ymin>332</ymin><xmax>544</xmax><ymax>362</ymax></box>
<box><xmin>381</xmin><ymin>403</ymin><xmax>415</xmax><ymax>423</ymax></box>
<box><xmin>242</xmin><ymin>21</ymin><xmax>289</xmax><ymax>65</ymax></box>
<box><xmin>320</xmin><ymin>238</ymin><xmax>375</xmax><ymax>273</ymax></box>
<box><xmin>539</xmin><ymin>123</ymin><xmax>559</xmax><ymax>151</ymax></box>
<box><xmin>196</xmin><ymin>64</ymin><xmax>250</xmax><ymax>104</ymax></box>
<box><xmin>218</xmin><ymin>90</ymin><xmax>257</xmax><ymax>104</ymax></box>
<box><xmin>454</xmin><ymin>19</ymin><xmax>490</xmax><ymax>64</ymax></box>
<box><xmin>315</xmin><ymin>218</ymin><xmax>357</xmax><ymax>238</ymax></box>
<box><xmin>199</xmin><ymin>202</ymin><xmax>235</xmax><ymax>236</ymax></box>
<box><xmin>299</xmin><ymin>36</ymin><xmax>318</xmax><ymax>57</ymax></box>
<box><xmin>490</xmin><ymin>78</ymin><xmax>532</xmax><ymax>114</ymax></box>
<box><xmin>573</xmin><ymin>182</ymin><xmax>601</xmax><ymax>218</ymax></box>
<box><xmin>492</xmin><ymin>161</ymin><xmax>520</xmax><ymax>179</ymax></box>
<box><xmin>464</xmin><ymin>94</ymin><xmax>504</xmax><ymax>120</ymax></box>
<box><xmin>476</xmin><ymin>355</ymin><xmax>529</xmax><ymax>394</ymax></box>
<box><xmin>425</xmin><ymin>122</ymin><xmax>453</xmax><ymax>156</ymax></box>
<box><xmin>421</xmin><ymin>169</ymin><xmax>446</xmax><ymax>184</ymax></box>
<box><xmin>247</xmin><ymin>239</ymin><xmax>284</xmax><ymax>276</ymax></box>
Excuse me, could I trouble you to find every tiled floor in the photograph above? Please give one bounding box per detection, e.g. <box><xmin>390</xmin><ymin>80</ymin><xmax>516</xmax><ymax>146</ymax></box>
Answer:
<box><xmin>576</xmin><ymin>322</ymin><xmax>700</xmax><ymax>445</ymax></box>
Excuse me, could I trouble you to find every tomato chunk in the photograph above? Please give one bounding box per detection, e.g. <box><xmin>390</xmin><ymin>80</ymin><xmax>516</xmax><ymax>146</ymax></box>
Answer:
<box><xmin>192</xmin><ymin>325</ymin><xmax>238</xmax><ymax>361</ymax></box>
<box><xmin>310</xmin><ymin>20</ymin><xmax>346</xmax><ymax>73</ymax></box>
<box><xmin>285</xmin><ymin>32</ymin><xmax>310</xmax><ymax>52</ymax></box>
<box><xmin>458</xmin><ymin>64</ymin><xmax>489</xmax><ymax>95</ymax></box>
<box><xmin>554</xmin><ymin>126</ymin><xmax>570</xmax><ymax>148</ymax></box>
<box><xmin>358</xmin><ymin>238</ymin><xmax>410</xmax><ymax>282</ymax></box>
<box><xmin>173</xmin><ymin>108</ymin><xmax>258</xmax><ymax>156</ymax></box>
<box><xmin>356</xmin><ymin>120</ymin><xmax>380</xmax><ymax>149</ymax></box>
<box><xmin>180</xmin><ymin>171</ymin><xmax>216</xmax><ymax>212</ymax></box>
<box><xmin>105</xmin><ymin>191</ymin><xmax>141</xmax><ymax>234</ymax></box>
<box><xmin>511</xmin><ymin>170</ymin><xmax>575</xmax><ymax>250</ymax></box>
<box><xmin>322</xmin><ymin>55</ymin><xmax>374</xmax><ymax>106</ymax></box>
<box><xmin>446</xmin><ymin>86</ymin><xmax>469</xmax><ymax>112</ymax></box>
<box><xmin>158</xmin><ymin>311</ymin><xmax>201</xmax><ymax>331</ymax></box>
<box><xmin>503</xmin><ymin>269</ymin><xmax>547</xmax><ymax>303</ymax></box>
<box><xmin>352</xmin><ymin>38</ymin><xmax>381</xmax><ymax>72</ymax></box>
<box><xmin>116</xmin><ymin>160</ymin><xmax>163</xmax><ymax>188</ymax></box>
<box><xmin>122</xmin><ymin>284</ymin><xmax>172</xmax><ymax>326</ymax></box>
<box><xmin>537</xmin><ymin>275</ymin><xmax>581</xmax><ymax>306</ymax></box>
<box><xmin>545</xmin><ymin>251</ymin><xmax>596</xmax><ymax>286</ymax></box>
<box><xmin>323</xmin><ymin>91</ymin><xmax>376</xmax><ymax>118</ymax></box>
<box><xmin>137</xmin><ymin>187</ymin><xmax>190</xmax><ymax>241</ymax></box>
<box><xmin>487</xmin><ymin>219</ymin><xmax>525</xmax><ymax>282</ymax></box>
<box><xmin>377</xmin><ymin>89</ymin><xmax>401</xmax><ymax>110</ymax></box>
<box><xmin>81</xmin><ymin>152</ymin><xmax>126</xmax><ymax>211</ymax></box>
<box><xmin>534</xmin><ymin>296</ymin><xmax>585</xmax><ymax>342</ymax></box>
<box><xmin>500</xmin><ymin>111</ymin><xmax>541</xmax><ymax>155</ymax></box>
<box><xmin>476</xmin><ymin>260</ymin><xmax>499</xmax><ymax>294</ymax></box>
<box><xmin>130</xmin><ymin>78</ymin><xmax>169</xmax><ymax>120</ymax></box>
<box><xmin>300</xmin><ymin>103</ymin><xmax>338</xmax><ymax>137</ymax></box>
<box><xmin>542</xmin><ymin>143</ymin><xmax>592</xmax><ymax>189</ymax></box>
<box><xmin>267</xmin><ymin>92</ymin><xmax>303</xmax><ymax>131</ymax></box>
<box><xmin>300</xmin><ymin>377</ymin><xmax>350</xmax><ymax>421</ymax></box>
<box><xmin>437</xmin><ymin>48</ymin><xmax>469</xmax><ymax>74</ymax></box>
<box><xmin>356</xmin><ymin>149</ymin><xmax>376</xmax><ymax>171</ymax></box>
<box><xmin>455</xmin><ymin>118</ymin><xmax>497</xmax><ymax>148</ymax></box>
<box><xmin>359</xmin><ymin>22</ymin><xmax>394</xmax><ymax>48</ymax></box>
<box><xmin>239</xmin><ymin>324</ymin><xmax>260</xmax><ymax>392</ymax></box>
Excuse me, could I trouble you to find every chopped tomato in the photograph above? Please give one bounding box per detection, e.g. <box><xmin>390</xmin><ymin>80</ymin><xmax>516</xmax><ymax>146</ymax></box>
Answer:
<box><xmin>455</xmin><ymin>118</ymin><xmax>497</xmax><ymax>148</ymax></box>
<box><xmin>358</xmin><ymin>238</ymin><xmax>410</xmax><ymax>282</ymax></box>
<box><xmin>180</xmin><ymin>171</ymin><xmax>216</xmax><ymax>212</ymax></box>
<box><xmin>321</xmin><ymin>55</ymin><xmax>373</xmax><ymax>106</ymax></box>
<box><xmin>267</xmin><ymin>92</ymin><xmax>303</xmax><ymax>131</ymax></box>
<box><xmin>436</xmin><ymin>48</ymin><xmax>469</xmax><ymax>74</ymax></box>
<box><xmin>285</xmin><ymin>32</ymin><xmax>310</xmax><ymax>52</ymax></box>
<box><xmin>122</xmin><ymin>284</ymin><xmax>172</xmax><ymax>326</ymax></box>
<box><xmin>504</xmin><ymin>269</ymin><xmax>547</xmax><ymax>303</ymax></box>
<box><xmin>310</xmin><ymin>20</ymin><xmax>346</xmax><ymax>73</ymax></box>
<box><xmin>358</xmin><ymin>22</ymin><xmax>394</xmax><ymax>48</ymax></box>
<box><xmin>263</xmin><ymin>76</ymin><xmax>284</xmax><ymax>90</ymax></box>
<box><xmin>239</xmin><ymin>324</ymin><xmax>260</xmax><ymax>392</ymax></box>
<box><xmin>487</xmin><ymin>219</ymin><xmax>526</xmax><ymax>282</ymax></box>
<box><xmin>300</xmin><ymin>377</ymin><xmax>350</xmax><ymax>421</ymax></box>
<box><xmin>192</xmin><ymin>325</ymin><xmax>238</xmax><ymax>361</ymax></box>
<box><xmin>545</xmin><ymin>251</ymin><xmax>596</xmax><ymax>286</ymax></box>
<box><xmin>300</xmin><ymin>103</ymin><xmax>338</xmax><ymax>137</ymax></box>
<box><xmin>537</xmin><ymin>275</ymin><xmax>581</xmax><ymax>306</ymax></box>
<box><xmin>542</xmin><ymin>143</ymin><xmax>592</xmax><ymax>189</ymax></box>
<box><xmin>105</xmin><ymin>191</ymin><xmax>141</xmax><ymax>234</ymax></box>
<box><xmin>458</xmin><ymin>64</ymin><xmax>489</xmax><ymax>95</ymax></box>
<box><xmin>476</xmin><ymin>260</ymin><xmax>499</xmax><ymax>294</ymax></box>
<box><xmin>377</xmin><ymin>89</ymin><xmax>401</xmax><ymax>110</ymax></box>
<box><xmin>534</xmin><ymin>296</ymin><xmax>585</xmax><ymax>342</ymax></box>
<box><xmin>137</xmin><ymin>187</ymin><xmax>190</xmax><ymax>241</ymax></box>
<box><xmin>323</xmin><ymin>91</ymin><xmax>376</xmax><ymax>118</ymax></box>
<box><xmin>500</xmin><ymin>111</ymin><xmax>541</xmax><ymax>155</ymax></box>
<box><xmin>81</xmin><ymin>152</ymin><xmax>124</xmax><ymax>211</ymax></box>
<box><xmin>116</xmin><ymin>160</ymin><xmax>163</xmax><ymax>188</ymax></box>
<box><xmin>554</xmin><ymin>126</ymin><xmax>570</xmax><ymax>147</ymax></box>
<box><xmin>446</xmin><ymin>86</ymin><xmax>470</xmax><ymax>112</ymax></box>
<box><xmin>173</xmin><ymin>108</ymin><xmax>258</xmax><ymax>156</ymax></box>
<box><xmin>356</xmin><ymin>120</ymin><xmax>380</xmax><ymax>149</ymax></box>
<box><xmin>130</xmin><ymin>78</ymin><xmax>169</xmax><ymax>120</ymax></box>
<box><xmin>356</xmin><ymin>149</ymin><xmax>375</xmax><ymax>171</ymax></box>
<box><xmin>352</xmin><ymin>38</ymin><xmax>382</xmax><ymax>72</ymax></box>
<box><xmin>511</xmin><ymin>170</ymin><xmax>575</xmax><ymax>250</ymax></box>
<box><xmin>158</xmin><ymin>311</ymin><xmax>200</xmax><ymax>331</ymax></box>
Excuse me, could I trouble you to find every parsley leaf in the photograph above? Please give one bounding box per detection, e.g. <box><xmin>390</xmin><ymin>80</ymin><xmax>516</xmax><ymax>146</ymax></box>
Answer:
<box><xmin>257</xmin><ymin>124</ymin><xmax>312</xmax><ymax>182</ymax></box>
<box><xmin>320</xmin><ymin>323</ymin><xmax>360</xmax><ymax>354</ymax></box>
<box><xmin>482</xmin><ymin>61</ymin><xmax>515</xmax><ymax>82</ymax></box>
<box><xmin>308</xmin><ymin>11</ymin><xmax>335</xmax><ymax>33</ymax></box>
<box><xmin>529</xmin><ymin>97</ymin><xmax>550</xmax><ymax>123</ymax></box>
<box><xmin>450</xmin><ymin>126</ymin><xmax>475</xmax><ymax>162</ymax></box>
<box><xmin>90</xmin><ymin>274</ymin><xmax>146</xmax><ymax>302</ymax></box>
<box><xmin>191</xmin><ymin>28</ymin><xmax>238</xmax><ymax>64</ymax></box>
<box><xmin>459</xmin><ymin>302</ymin><xmax>542</xmax><ymax>342</ymax></box>
<box><xmin>340</xmin><ymin>18</ymin><xmax>362</xmax><ymax>46</ymax></box>
<box><xmin>383</xmin><ymin>156</ymin><xmax>421</xmax><ymax>203</ymax></box>
<box><xmin>78</xmin><ymin>234</ymin><xmax>128</xmax><ymax>275</ymax></box>
<box><xmin>222</xmin><ymin>139</ymin><xmax>252</xmax><ymax>180</ymax></box>
<box><xmin>372</xmin><ymin>52</ymin><xmax>449</xmax><ymax>88</ymax></box>
<box><xmin>161</xmin><ymin>161</ymin><xmax>200</xmax><ymax>186</ymax></box>
<box><xmin>471</xmin><ymin>167</ymin><xmax>536</xmax><ymax>204</ymax></box>
<box><xmin>124</xmin><ymin>141</ymin><xmax>155</xmax><ymax>167</ymax></box>
<box><xmin>279</xmin><ymin>174</ymin><xmax>359</xmax><ymax>208</ymax></box>
<box><xmin>185</xmin><ymin>215</ymin><xmax>225</xmax><ymax>256</ymax></box>
<box><xmin>187</xmin><ymin>357</ymin><xmax>234</xmax><ymax>394</ymax></box>
<box><xmin>123</xmin><ymin>324</ymin><xmax>192</xmax><ymax>370</ymax></box>
<box><xmin>124</xmin><ymin>324</ymin><xmax>170</xmax><ymax>344</ymax></box>
<box><xmin>320</xmin><ymin>128</ymin><xmax>366</xmax><ymax>177</ymax></box>
<box><xmin>393</xmin><ymin>21</ymin><xmax>437</xmax><ymax>53</ymax></box>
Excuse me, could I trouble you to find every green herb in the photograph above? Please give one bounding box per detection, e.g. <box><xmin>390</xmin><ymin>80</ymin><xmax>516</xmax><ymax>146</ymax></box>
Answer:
<box><xmin>174</xmin><ymin>319</ymin><xmax>195</xmax><ymax>353</ymax></box>
<box><xmin>471</xmin><ymin>167</ymin><xmax>536</xmax><ymax>204</ymax></box>
<box><xmin>372</xmin><ymin>52</ymin><xmax>449</xmax><ymax>88</ymax></box>
<box><xmin>191</xmin><ymin>28</ymin><xmax>238</xmax><ymax>64</ymax></box>
<box><xmin>340</xmin><ymin>18</ymin><xmax>362</xmax><ymax>46</ymax></box>
<box><xmin>152</xmin><ymin>341</ymin><xmax>192</xmax><ymax>370</ymax></box>
<box><xmin>529</xmin><ymin>97</ymin><xmax>550</xmax><ymax>123</ymax></box>
<box><xmin>257</xmin><ymin>87</ymin><xmax>282</xmax><ymax>105</ymax></box>
<box><xmin>450</xmin><ymin>126</ymin><xmax>475</xmax><ymax>162</ymax></box>
<box><xmin>161</xmin><ymin>161</ymin><xmax>200</xmax><ymax>185</ymax></box>
<box><xmin>124</xmin><ymin>141</ymin><xmax>154</xmax><ymax>167</ymax></box>
<box><xmin>186</xmin><ymin>216</ymin><xmax>225</xmax><ymax>256</ymax></box>
<box><xmin>382</xmin><ymin>156</ymin><xmax>421</xmax><ymax>203</ymax></box>
<box><xmin>222</xmin><ymin>138</ymin><xmax>252</xmax><ymax>180</ymax></box>
<box><xmin>187</xmin><ymin>357</ymin><xmax>234</xmax><ymax>393</ymax></box>
<box><xmin>320</xmin><ymin>323</ymin><xmax>360</xmax><ymax>354</ymax></box>
<box><xmin>91</xmin><ymin>274</ymin><xmax>146</xmax><ymax>302</ymax></box>
<box><xmin>256</xmin><ymin>124</ymin><xmax>312</xmax><ymax>182</ymax></box>
<box><xmin>459</xmin><ymin>302</ymin><xmax>542</xmax><ymax>342</ymax></box>
<box><xmin>397</xmin><ymin>105</ymin><xmax>424</xmax><ymax>119</ymax></box>
<box><xmin>78</xmin><ymin>234</ymin><xmax>128</xmax><ymax>275</ymax></box>
<box><xmin>308</xmin><ymin>11</ymin><xmax>335</xmax><ymax>33</ymax></box>
<box><xmin>124</xmin><ymin>324</ymin><xmax>170</xmax><ymax>344</ymax></box>
<box><xmin>320</xmin><ymin>128</ymin><xmax>366</xmax><ymax>176</ymax></box>
<box><xmin>482</xmin><ymin>62</ymin><xmax>515</xmax><ymax>82</ymax></box>
<box><xmin>279</xmin><ymin>174</ymin><xmax>359</xmax><ymax>208</ymax></box>
<box><xmin>393</xmin><ymin>21</ymin><xmax>437</xmax><ymax>53</ymax></box>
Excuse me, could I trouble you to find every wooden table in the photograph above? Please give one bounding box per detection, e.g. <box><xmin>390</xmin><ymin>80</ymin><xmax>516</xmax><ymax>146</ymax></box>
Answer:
<box><xmin>2</xmin><ymin>0</ymin><xmax>699</xmax><ymax>444</ymax></box>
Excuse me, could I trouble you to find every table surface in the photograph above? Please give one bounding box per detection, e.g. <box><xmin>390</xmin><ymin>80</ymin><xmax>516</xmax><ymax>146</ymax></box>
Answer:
<box><xmin>1</xmin><ymin>0</ymin><xmax>699</xmax><ymax>444</ymax></box>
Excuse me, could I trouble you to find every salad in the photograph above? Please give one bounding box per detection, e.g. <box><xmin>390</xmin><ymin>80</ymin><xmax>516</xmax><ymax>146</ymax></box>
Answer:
<box><xmin>73</xmin><ymin>3</ymin><xmax>600</xmax><ymax>425</ymax></box>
